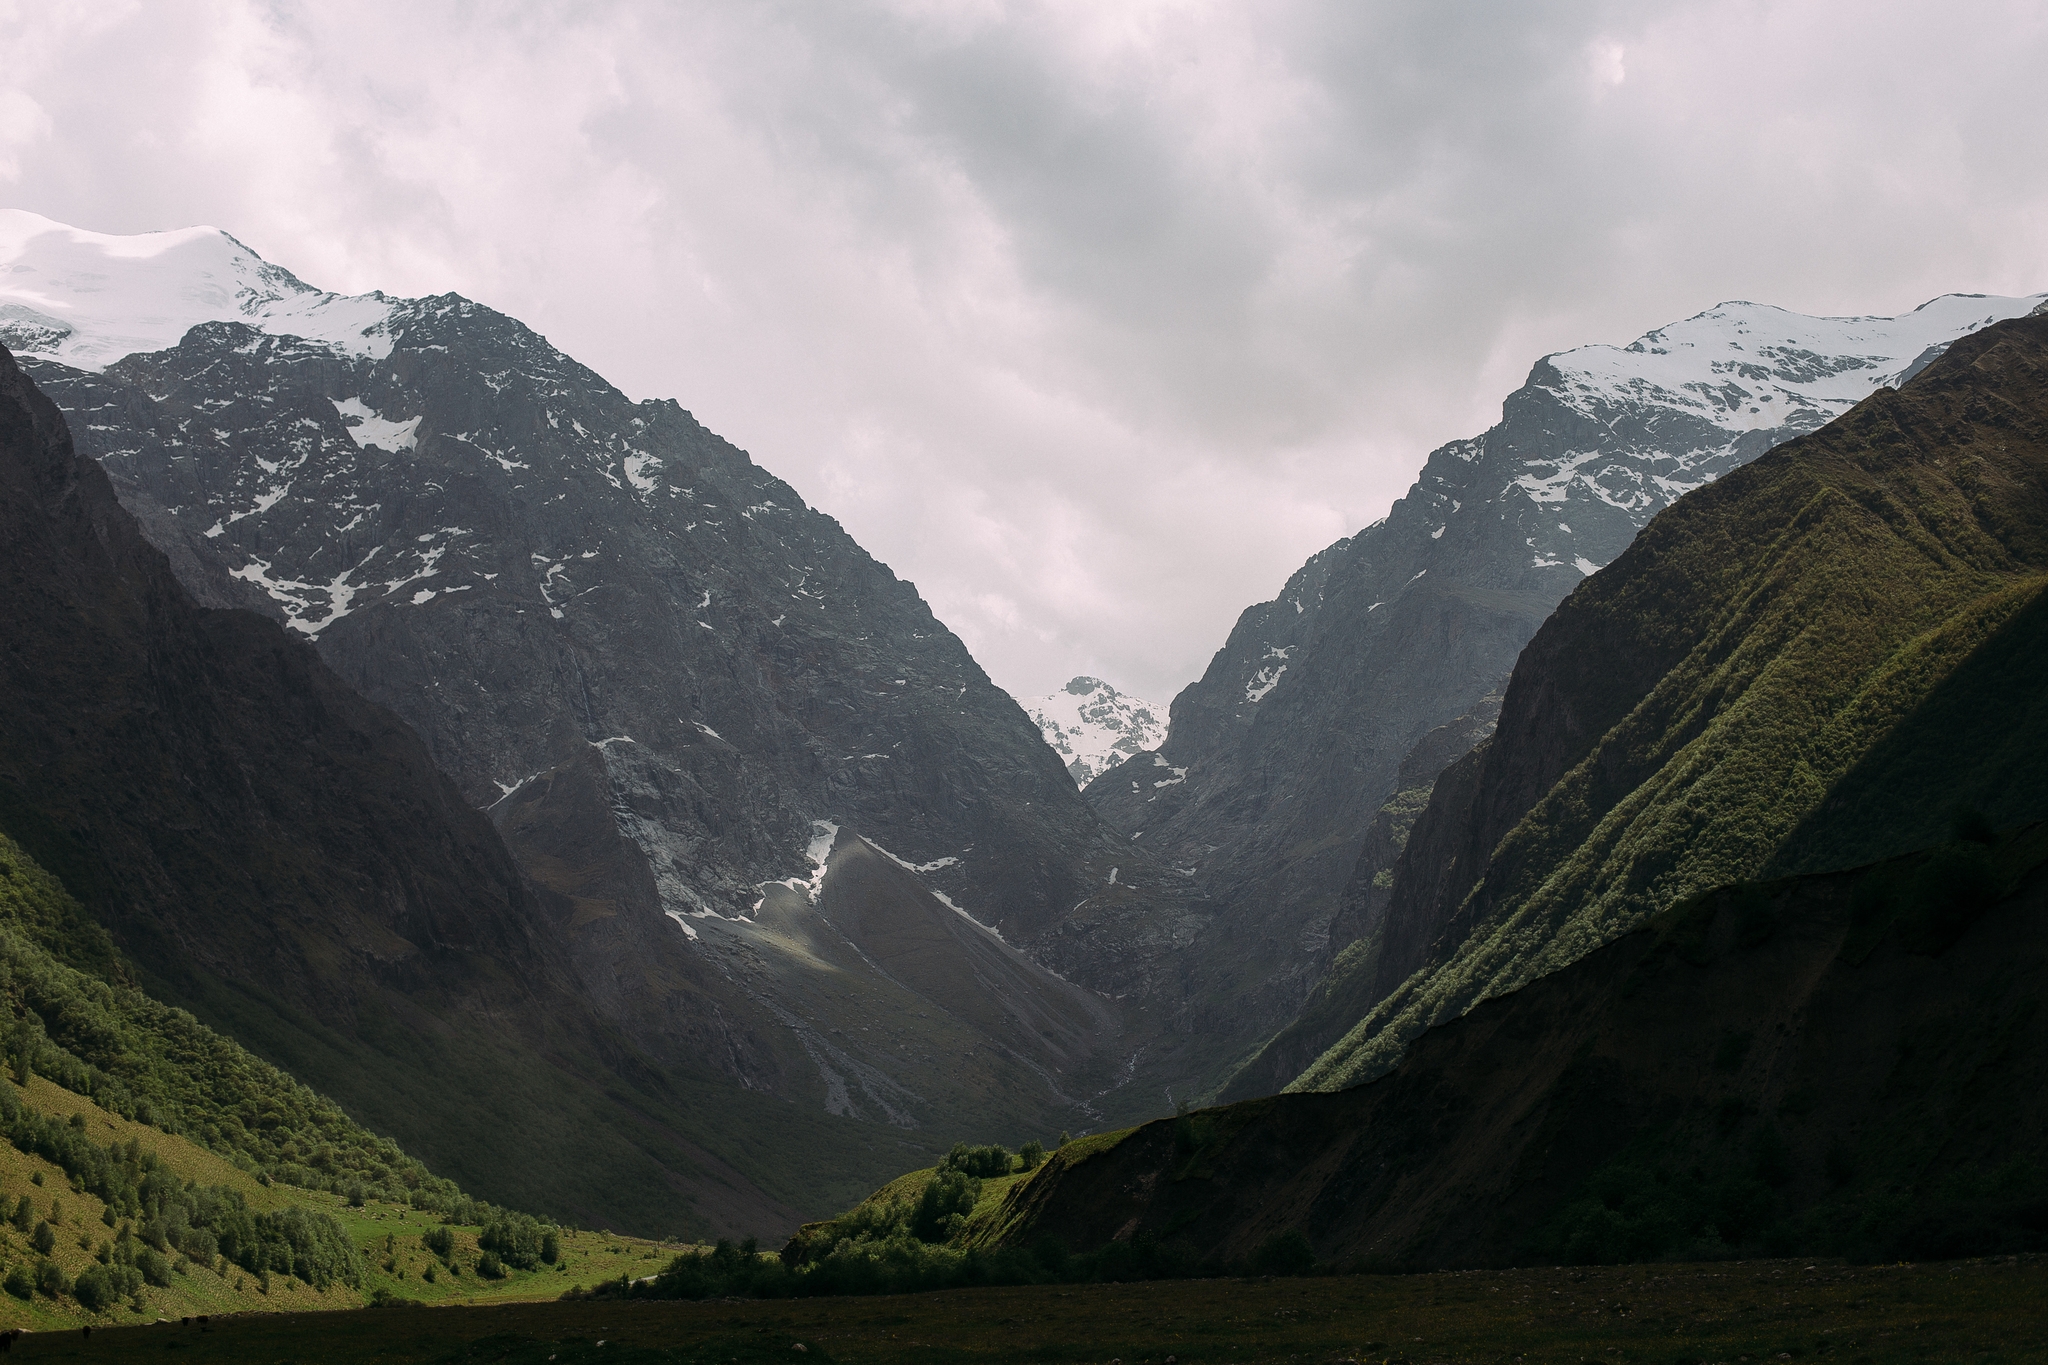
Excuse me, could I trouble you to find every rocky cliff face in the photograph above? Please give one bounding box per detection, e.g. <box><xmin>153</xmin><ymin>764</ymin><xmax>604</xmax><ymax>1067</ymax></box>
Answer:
<box><xmin>1217</xmin><ymin>689</ymin><xmax>1503</xmax><ymax>1100</ymax></box>
<box><xmin>1086</xmin><ymin>289</ymin><xmax>2047</xmax><ymax>1100</ymax></box>
<box><xmin>2</xmin><ymin>211</ymin><xmax>1207</xmax><ymax>1189</ymax></box>
<box><xmin>1294</xmin><ymin>313</ymin><xmax>2048</xmax><ymax>1096</ymax></box>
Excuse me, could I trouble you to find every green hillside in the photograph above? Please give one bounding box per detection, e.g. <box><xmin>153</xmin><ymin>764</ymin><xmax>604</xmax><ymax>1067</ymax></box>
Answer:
<box><xmin>1296</xmin><ymin>314</ymin><xmax>2048</xmax><ymax>1093</ymax></box>
<box><xmin>0</xmin><ymin>830</ymin><xmax>704</xmax><ymax>1328</ymax></box>
<box><xmin>0</xmin><ymin>829</ymin><xmax>467</xmax><ymax>1205</ymax></box>
<box><xmin>0</xmin><ymin>1066</ymin><xmax>689</xmax><ymax>1331</ymax></box>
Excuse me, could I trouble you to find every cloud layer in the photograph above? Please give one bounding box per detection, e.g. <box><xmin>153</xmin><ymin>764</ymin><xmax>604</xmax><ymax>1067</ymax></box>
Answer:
<box><xmin>5</xmin><ymin>0</ymin><xmax>2045</xmax><ymax>701</ymax></box>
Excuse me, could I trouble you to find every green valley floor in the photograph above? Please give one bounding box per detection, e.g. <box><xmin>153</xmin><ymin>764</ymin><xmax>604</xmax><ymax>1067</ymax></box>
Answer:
<box><xmin>3</xmin><ymin>1255</ymin><xmax>2041</xmax><ymax>1363</ymax></box>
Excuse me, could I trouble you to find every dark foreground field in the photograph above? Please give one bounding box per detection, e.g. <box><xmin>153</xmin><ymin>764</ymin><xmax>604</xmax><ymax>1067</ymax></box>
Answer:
<box><xmin>10</xmin><ymin>1256</ymin><xmax>2042</xmax><ymax>1364</ymax></box>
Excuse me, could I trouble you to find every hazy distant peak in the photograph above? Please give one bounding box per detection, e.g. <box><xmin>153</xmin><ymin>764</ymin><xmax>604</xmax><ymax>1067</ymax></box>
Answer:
<box><xmin>1028</xmin><ymin>676</ymin><xmax>1167</xmax><ymax>787</ymax></box>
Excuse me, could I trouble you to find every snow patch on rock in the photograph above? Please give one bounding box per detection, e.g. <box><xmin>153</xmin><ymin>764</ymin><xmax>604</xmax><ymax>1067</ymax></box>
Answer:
<box><xmin>331</xmin><ymin>397</ymin><xmax>420</xmax><ymax>451</ymax></box>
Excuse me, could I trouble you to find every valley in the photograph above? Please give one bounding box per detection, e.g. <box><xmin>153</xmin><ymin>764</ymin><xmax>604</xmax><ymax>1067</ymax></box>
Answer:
<box><xmin>2</xmin><ymin>204</ymin><xmax>2045</xmax><ymax>1340</ymax></box>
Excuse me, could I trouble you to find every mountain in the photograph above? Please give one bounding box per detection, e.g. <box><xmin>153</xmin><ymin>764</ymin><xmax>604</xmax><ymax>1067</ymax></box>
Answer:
<box><xmin>1292</xmin><ymin>311</ymin><xmax>2048</xmax><ymax>1095</ymax></box>
<box><xmin>0</xmin><ymin>212</ymin><xmax>1211</xmax><ymax>1171</ymax></box>
<box><xmin>1075</xmin><ymin>288</ymin><xmax>2046</xmax><ymax>1104</ymax></box>
<box><xmin>0</xmin><ymin>335</ymin><xmax>884</xmax><ymax>1238</ymax></box>
<box><xmin>989</xmin><ymin>825</ymin><xmax>2048</xmax><ymax>1269</ymax></box>
<box><xmin>1026</xmin><ymin>677</ymin><xmax>1168</xmax><ymax>786</ymax></box>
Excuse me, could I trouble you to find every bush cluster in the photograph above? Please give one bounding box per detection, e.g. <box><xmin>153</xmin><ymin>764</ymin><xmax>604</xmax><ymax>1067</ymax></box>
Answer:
<box><xmin>479</xmin><ymin>1210</ymin><xmax>560</xmax><ymax>1269</ymax></box>
<box><xmin>413</xmin><ymin>1209</ymin><xmax>561</xmax><ymax>1283</ymax></box>
<box><xmin>912</xmin><ymin>1170</ymin><xmax>979</xmax><ymax>1242</ymax></box>
<box><xmin>940</xmin><ymin>1143</ymin><xmax>1013</xmax><ymax>1179</ymax></box>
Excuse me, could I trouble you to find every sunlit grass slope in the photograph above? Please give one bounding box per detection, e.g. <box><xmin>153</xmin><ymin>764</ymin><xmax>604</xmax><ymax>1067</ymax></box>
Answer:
<box><xmin>0</xmin><ymin>1068</ymin><xmax>693</xmax><ymax>1330</ymax></box>
<box><xmin>0</xmin><ymin>830</ymin><xmax>690</xmax><ymax>1327</ymax></box>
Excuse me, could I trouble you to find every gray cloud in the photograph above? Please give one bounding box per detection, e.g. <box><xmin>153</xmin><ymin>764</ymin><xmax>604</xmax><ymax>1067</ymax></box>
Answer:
<box><xmin>4</xmin><ymin>1</ymin><xmax>2045</xmax><ymax>703</ymax></box>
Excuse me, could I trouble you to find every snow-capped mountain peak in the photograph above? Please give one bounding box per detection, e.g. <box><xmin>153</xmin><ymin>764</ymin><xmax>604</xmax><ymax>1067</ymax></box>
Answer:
<box><xmin>1546</xmin><ymin>292</ymin><xmax>2047</xmax><ymax>437</ymax></box>
<box><xmin>0</xmin><ymin>210</ymin><xmax>395</xmax><ymax>371</ymax></box>
<box><xmin>1028</xmin><ymin>676</ymin><xmax>1168</xmax><ymax>786</ymax></box>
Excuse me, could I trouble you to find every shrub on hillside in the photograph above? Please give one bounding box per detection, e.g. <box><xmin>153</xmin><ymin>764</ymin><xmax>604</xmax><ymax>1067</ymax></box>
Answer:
<box><xmin>783</xmin><ymin>1197</ymin><xmax>914</xmax><ymax>1266</ymax></box>
<box><xmin>480</xmin><ymin>1211</ymin><xmax>555</xmax><ymax>1270</ymax></box>
<box><xmin>72</xmin><ymin>1263</ymin><xmax>116</xmax><ymax>1311</ymax></box>
<box><xmin>134</xmin><ymin>1247</ymin><xmax>171</xmax><ymax>1288</ymax></box>
<box><xmin>913</xmin><ymin>1170</ymin><xmax>981</xmax><ymax>1242</ymax></box>
<box><xmin>1</xmin><ymin>1264</ymin><xmax>30</xmax><ymax>1299</ymax></box>
<box><xmin>941</xmin><ymin>1143</ymin><xmax>1013</xmax><ymax>1178</ymax></box>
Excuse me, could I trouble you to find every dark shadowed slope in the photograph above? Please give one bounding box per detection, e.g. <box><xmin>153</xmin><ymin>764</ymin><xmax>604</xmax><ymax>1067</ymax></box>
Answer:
<box><xmin>989</xmin><ymin>824</ymin><xmax>2048</xmax><ymax>1268</ymax></box>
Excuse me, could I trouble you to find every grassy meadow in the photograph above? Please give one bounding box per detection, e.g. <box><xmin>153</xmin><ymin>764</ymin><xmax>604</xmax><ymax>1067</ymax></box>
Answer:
<box><xmin>0</xmin><ymin>1254</ymin><xmax>2039</xmax><ymax>1363</ymax></box>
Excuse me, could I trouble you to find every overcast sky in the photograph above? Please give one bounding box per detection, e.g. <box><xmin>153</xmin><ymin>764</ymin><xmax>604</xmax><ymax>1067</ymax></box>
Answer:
<box><xmin>5</xmin><ymin>1</ymin><xmax>2046</xmax><ymax>703</ymax></box>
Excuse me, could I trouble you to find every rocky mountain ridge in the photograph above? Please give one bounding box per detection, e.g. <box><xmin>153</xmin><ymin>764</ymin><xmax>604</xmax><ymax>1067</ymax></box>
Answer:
<box><xmin>0</xmin><ymin>337</ymin><xmax>838</xmax><ymax>1238</ymax></box>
